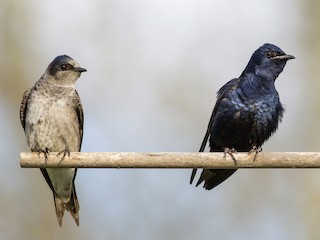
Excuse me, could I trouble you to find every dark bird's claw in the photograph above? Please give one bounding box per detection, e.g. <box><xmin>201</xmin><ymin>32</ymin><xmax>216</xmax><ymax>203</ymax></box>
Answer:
<box><xmin>248</xmin><ymin>146</ymin><xmax>262</xmax><ymax>162</ymax></box>
<box><xmin>223</xmin><ymin>147</ymin><xmax>237</xmax><ymax>164</ymax></box>
<box><xmin>57</xmin><ymin>148</ymin><xmax>70</xmax><ymax>165</ymax></box>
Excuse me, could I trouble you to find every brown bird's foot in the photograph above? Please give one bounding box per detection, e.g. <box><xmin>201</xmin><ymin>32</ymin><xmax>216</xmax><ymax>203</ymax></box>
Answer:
<box><xmin>38</xmin><ymin>148</ymin><xmax>49</xmax><ymax>164</ymax></box>
<box><xmin>223</xmin><ymin>147</ymin><xmax>237</xmax><ymax>164</ymax></box>
<box><xmin>57</xmin><ymin>148</ymin><xmax>70</xmax><ymax>165</ymax></box>
<box><xmin>248</xmin><ymin>146</ymin><xmax>262</xmax><ymax>162</ymax></box>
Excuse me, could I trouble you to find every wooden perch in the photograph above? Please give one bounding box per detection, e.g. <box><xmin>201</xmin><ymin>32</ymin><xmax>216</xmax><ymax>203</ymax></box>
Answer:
<box><xmin>19</xmin><ymin>152</ymin><xmax>320</xmax><ymax>168</ymax></box>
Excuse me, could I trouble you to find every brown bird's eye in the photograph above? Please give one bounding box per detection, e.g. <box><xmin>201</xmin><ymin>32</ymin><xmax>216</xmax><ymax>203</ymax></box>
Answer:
<box><xmin>60</xmin><ymin>65</ymin><xmax>67</xmax><ymax>70</ymax></box>
<box><xmin>60</xmin><ymin>64</ymin><xmax>74</xmax><ymax>71</ymax></box>
<box><xmin>60</xmin><ymin>63</ymin><xmax>74</xmax><ymax>71</ymax></box>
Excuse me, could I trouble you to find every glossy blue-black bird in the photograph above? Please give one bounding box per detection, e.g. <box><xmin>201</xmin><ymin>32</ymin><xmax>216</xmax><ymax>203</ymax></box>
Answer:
<box><xmin>190</xmin><ymin>43</ymin><xmax>294</xmax><ymax>190</ymax></box>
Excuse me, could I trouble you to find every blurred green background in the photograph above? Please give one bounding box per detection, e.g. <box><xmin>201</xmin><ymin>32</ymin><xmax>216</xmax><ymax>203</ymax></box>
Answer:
<box><xmin>1</xmin><ymin>0</ymin><xmax>320</xmax><ymax>239</ymax></box>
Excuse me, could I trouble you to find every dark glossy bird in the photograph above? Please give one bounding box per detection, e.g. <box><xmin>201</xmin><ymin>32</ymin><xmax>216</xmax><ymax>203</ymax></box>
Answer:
<box><xmin>20</xmin><ymin>55</ymin><xmax>86</xmax><ymax>225</ymax></box>
<box><xmin>190</xmin><ymin>43</ymin><xmax>294</xmax><ymax>190</ymax></box>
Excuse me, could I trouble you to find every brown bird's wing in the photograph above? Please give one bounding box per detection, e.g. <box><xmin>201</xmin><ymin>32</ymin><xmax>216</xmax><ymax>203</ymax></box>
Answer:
<box><xmin>45</xmin><ymin>90</ymin><xmax>83</xmax><ymax>226</ymax></box>
<box><xmin>21</xmin><ymin>87</ymin><xmax>83</xmax><ymax>226</ymax></box>
<box><xmin>19</xmin><ymin>88</ymin><xmax>32</xmax><ymax>130</ymax></box>
<box><xmin>74</xmin><ymin>89</ymin><xmax>84</xmax><ymax>150</ymax></box>
<box><xmin>61</xmin><ymin>89</ymin><xmax>83</xmax><ymax>226</ymax></box>
<box><xmin>20</xmin><ymin>88</ymin><xmax>56</xmax><ymax>193</ymax></box>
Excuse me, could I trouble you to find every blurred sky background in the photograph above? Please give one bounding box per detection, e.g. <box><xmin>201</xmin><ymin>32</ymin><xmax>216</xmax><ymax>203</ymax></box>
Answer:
<box><xmin>1</xmin><ymin>0</ymin><xmax>320</xmax><ymax>239</ymax></box>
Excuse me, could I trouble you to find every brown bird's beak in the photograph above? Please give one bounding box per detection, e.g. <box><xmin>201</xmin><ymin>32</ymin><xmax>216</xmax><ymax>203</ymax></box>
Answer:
<box><xmin>272</xmin><ymin>54</ymin><xmax>295</xmax><ymax>60</ymax></box>
<box><xmin>74</xmin><ymin>67</ymin><xmax>87</xmax><ymax>73</ymax></box>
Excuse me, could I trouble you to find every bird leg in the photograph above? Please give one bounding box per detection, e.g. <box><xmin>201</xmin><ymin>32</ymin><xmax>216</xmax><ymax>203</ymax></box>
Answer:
<box><xmin>57</xmin><ymin>148</ymin><xmax>70</xmax><ymax>165</ymax></box>
<box><xmin>223</xmin><ymin>147</ymin><xmax>237</xmax><ymax>165</ymax></box>
<box><xmin>38</xmin><ymin>148</ymin><xmax>49</xmax><ymax>164</ymax></box>
<box><xmin>248</xmin><ymin>146</ymin><xmax>262</xmax><ymax>162</ymax></box>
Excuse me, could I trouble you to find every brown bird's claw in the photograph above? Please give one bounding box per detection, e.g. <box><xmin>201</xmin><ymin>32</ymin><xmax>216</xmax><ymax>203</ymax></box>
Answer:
<box><xmin>248</xmin><ymin>146</ymin><xmax>262</xmax><ymax>163</ymax></box>
<box><xmin>38</xmin><ymin>148</ymin><xmax>49</xmax><ymax>164</ymax></box>
<box><xmin>57</xmin><ymin>148</ymin><xmax>70</xmax><ymax>165</ymax></box>
<box><xmin>223</xmin><ymin>147</ymin><xmax>237</xmax><ymax>165</ymax></box>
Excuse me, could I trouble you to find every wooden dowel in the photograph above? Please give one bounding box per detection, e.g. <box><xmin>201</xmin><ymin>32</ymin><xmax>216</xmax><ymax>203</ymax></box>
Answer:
<box><xmin>19</xmin><ymin>152</ymin><xmax>320</xmax><ymax>168</ymax></box>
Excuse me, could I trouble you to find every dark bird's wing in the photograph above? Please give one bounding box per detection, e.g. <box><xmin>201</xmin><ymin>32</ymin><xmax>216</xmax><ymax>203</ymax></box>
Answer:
<box><xmin>189</xmin><ymin>99</ymin><xmax>215</xmax><ymax>184</ymax></box>
<box><xmin>190</xmin><ymin>78</ymin><xmax>240</xmax><ymax>188</ymax></box>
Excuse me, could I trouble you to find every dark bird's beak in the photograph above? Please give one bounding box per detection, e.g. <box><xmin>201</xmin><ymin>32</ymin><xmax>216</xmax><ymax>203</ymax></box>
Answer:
<box><xmin>74</xmin><ymin>67</ymin><xmax>87</xmax><ymax>73</ymax></box>
<box><xmin>272</xmin><ymin>54</ymin><xmax>295</xmax><ymax>60</ymax></box>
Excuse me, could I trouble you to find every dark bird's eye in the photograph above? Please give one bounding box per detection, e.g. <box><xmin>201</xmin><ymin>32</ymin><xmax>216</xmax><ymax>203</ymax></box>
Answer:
<box><xmin>266</xmin><ymin>51</ymin><xmax>279</xmax><ymax>59</ymax></box>
<box><xmin>267</xmin><ymin>51</ymin><xmax>274</xmax><ymax>58</ymax></box>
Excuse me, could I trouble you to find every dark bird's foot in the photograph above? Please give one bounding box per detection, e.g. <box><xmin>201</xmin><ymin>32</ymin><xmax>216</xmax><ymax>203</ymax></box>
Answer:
<box><xmin>223</xmin><ymin>147</ymin><xmax>237</xmax><ymax>164</ymax></box>
<box><xmin>38</xmin><ymin>148</ymin><xmax>49</xmax><ymax>164</ymax></box>
<box><xmin>57</xmin><ymin>148</ymin><xmax>70</xmax><ymax>165</ymax></box>
<box><xmin>248</xmin><ymin>146</ymin><xmax>262</xmax><ymax>162</ymax></box>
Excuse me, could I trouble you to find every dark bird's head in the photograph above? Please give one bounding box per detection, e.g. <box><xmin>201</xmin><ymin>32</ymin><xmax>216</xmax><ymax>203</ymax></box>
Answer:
<box><xmin>241</xmin><ymin>43</ymin><xmax>294</xmax><ymax>80</ymax></box>
<box><xmin>46</xmin><ymin>55</ymin><xmax>87</xmax><ymax>86</ymax></box>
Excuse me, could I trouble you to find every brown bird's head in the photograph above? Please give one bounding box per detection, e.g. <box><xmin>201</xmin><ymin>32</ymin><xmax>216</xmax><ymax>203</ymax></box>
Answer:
<box><xmin>46</xmin><ymin>55</ymin><xmax>87</xmax><ymax>86</ymax></box>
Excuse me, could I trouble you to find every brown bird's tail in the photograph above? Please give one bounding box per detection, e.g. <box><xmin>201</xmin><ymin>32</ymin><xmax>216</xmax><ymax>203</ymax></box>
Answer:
<box><xmin>54</xmin><ymin>186</ymin><xmax>80</xmax><ymax>226</ymax></box>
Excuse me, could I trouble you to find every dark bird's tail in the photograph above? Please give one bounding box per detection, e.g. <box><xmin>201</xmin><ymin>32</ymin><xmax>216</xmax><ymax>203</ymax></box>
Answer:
<box><xmin>196</xmin><ymin>169</ymin><xmax>237</xmax><ymax>190</ymax></box>
<box><xmin>54</xmin><ymin>185</ymin><xmax>80</xmax><ymax>226</ymax></box>
<box><xmin>190</xmin><ymin>168</ymin><xmax>198</xmax><ymax>184</ymax></box>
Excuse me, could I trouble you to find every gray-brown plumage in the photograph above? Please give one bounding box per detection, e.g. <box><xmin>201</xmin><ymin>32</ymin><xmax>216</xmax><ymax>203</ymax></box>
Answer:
<box><xmin>20</xmin><ymin>55</ymin><xmax>86</xmax><ymax>226</ymax></box>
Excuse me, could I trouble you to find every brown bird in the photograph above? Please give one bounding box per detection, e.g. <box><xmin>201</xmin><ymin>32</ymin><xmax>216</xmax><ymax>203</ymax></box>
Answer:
<box><xmin>20</xmin><ymin>55</ymin><xmax>86</xmax><ymax>226</ymax></box>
